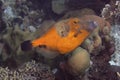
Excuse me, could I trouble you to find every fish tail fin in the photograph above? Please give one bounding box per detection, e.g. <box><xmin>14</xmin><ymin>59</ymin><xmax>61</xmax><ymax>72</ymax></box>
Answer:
<box><xmin>21</xmin><ymin>40</ymin><xmax>32</xmax><ymax>51</ymax></box>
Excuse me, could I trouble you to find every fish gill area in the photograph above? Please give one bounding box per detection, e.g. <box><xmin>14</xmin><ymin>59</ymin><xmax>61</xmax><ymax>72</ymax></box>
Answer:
<box><xmin>0</xmin><ymin>0</ymin><xmax>120</xmax><ymax>80</ymax></box>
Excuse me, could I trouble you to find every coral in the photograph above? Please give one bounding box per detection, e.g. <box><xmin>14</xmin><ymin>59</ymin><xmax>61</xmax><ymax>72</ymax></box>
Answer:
<box><xmin>0</xmin><ymin>26</ymin><xmax>37</xmax><ymax>64</ymax></box>
<box><xmin>81</xmin><ymin>33</ymin><xmax>102</xmax><ymax>54</ymax></box>
<box><xmin>81</xmin><ymin>38</ymin><xmax>94</xmax><ymax>53</ymax></box>
<box><xmin>67</xmin><ymin>47</ymin><xmax>90</xmax><ymax>76</ymax></box>
<box><xmin>92</xmin><ymin>34</ymin><xmax>102</xmax><ymax>48</ymax></box>
<box><xmin>79</xmin><ymin>15</ymin><xmax>112</xmax><ymax>54</ymax></box>
<box><xmin>0</xmin><ymin>60</ymin><xmax>55</xmax><ymax>80</ymax></box>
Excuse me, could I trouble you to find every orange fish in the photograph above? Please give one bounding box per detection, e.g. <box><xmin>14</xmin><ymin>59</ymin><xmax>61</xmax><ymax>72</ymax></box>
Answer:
<box><xmin>21</xmin><ymin>18</ymin><xmax>97</xmax><ymax>54</ymax></box>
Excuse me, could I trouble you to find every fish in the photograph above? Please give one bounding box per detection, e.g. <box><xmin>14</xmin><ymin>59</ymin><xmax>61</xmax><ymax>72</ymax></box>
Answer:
<box><xmin>21</xmin><ymin>18</ymin><xmax>97</xmax><ymax>54</ymax></box>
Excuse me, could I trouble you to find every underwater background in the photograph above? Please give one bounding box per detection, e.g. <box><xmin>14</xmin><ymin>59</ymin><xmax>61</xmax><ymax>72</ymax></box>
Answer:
<box><xmin>0</xmin><ymin>0</ymin><xmax>120</xmax><ymax>80</ymax></box>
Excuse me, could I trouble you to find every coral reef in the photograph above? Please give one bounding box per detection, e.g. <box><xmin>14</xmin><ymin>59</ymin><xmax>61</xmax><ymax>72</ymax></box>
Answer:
<box><xmin>0</xmin><ymin>60</ymin><xmax>55</xmax><ymax>80</ymax></box>
<box><xmin>0</xmin><ymin>0</ymin><xmax>118</xmax><ymax>80</ymax></box>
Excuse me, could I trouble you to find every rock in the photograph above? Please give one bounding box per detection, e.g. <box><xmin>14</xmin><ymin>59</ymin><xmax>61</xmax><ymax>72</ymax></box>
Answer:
<box><xmin>67</xmin><ymin>47</ymin><xmax>90</xmax><ymax>76</ymax></box>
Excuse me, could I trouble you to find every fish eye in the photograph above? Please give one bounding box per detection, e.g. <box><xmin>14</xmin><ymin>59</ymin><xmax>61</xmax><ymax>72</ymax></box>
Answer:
<box><xmin>73</xmin><ymin>21</ymin><xmax>78</xmax><ymax>24</ymax></box>
<box><xmin>74</xmin><ymin>34</ymin><xmax>77</xmax><ymax>37</ymax></box>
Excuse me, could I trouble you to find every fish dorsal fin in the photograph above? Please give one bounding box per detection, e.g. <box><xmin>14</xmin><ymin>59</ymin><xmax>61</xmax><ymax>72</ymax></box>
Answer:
<box><xmin>55</xmin><ymin>20</ymin><xmax>70</xmax><ymax>37</ymax></box>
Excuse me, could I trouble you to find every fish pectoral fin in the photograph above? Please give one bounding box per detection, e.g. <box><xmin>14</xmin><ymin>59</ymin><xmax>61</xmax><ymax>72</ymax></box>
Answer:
<box><xmin>21</xmin><ymin>40</ymin><xmax>32</xmax><ymax>51</ymax></box>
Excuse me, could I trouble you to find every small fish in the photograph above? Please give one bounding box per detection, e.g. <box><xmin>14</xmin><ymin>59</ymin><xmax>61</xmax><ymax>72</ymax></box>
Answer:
<box><xmin>21</xmin><ymin>18</ymin><xmax>97</xmax><ymax>54</ymax></box>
